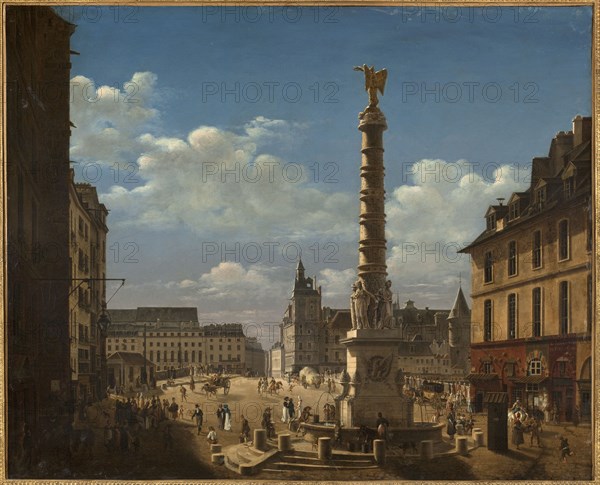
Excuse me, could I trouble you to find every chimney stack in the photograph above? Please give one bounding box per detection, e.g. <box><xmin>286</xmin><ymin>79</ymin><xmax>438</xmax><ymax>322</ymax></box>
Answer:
<box><xmin>573</xmin><ymin>115</ymin><xmax>592</xmax><ymax>146</ymax></box>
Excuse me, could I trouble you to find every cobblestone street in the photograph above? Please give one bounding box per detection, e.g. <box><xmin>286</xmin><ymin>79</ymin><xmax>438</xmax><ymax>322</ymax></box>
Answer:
<box><xmin>44</xmin><ymin>375</ymin><xmax>592</xmax><ymax>481</ymax></box>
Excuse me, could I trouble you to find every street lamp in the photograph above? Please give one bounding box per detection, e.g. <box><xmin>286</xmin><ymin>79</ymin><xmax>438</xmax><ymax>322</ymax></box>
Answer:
<box><xmin>97</xmin><ymin>301</ymin><xmax>111</xmax><ymax>333</ymax></box>
<box><xmin>97</xmin><ymin>301</ymin><xmax>111</xmax><ymax>396</ymax></box>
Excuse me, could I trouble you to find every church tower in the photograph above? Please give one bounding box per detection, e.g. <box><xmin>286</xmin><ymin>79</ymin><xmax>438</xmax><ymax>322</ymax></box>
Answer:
<box><xmin>448</xmin><ymin>285</ymin><xmax>471</xmax><ymax>373</ymax></box>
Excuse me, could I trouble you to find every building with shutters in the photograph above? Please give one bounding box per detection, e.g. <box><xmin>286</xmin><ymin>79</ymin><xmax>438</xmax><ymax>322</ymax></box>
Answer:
<box><xmin>461</xmin><ymin>116</ymin><xmax>593</xmax><ymax>421</ymax></box>
<box><xmin>106</xmin><ymin>307</ymin><xmax>265</xmax><ymax>376</ymax></box>
<box><xmin>68</xmin><ymin>170</ymin><xmax>109</xmax><ymax>401</ymax></box>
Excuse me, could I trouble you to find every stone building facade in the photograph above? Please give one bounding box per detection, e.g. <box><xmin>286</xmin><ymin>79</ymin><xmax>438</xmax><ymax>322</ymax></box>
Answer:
<box><xmin>106</xmin><ymin>308</ymin><xmax>265</xmax><ymax>376</ymax></box>
<box><xmin>68</xmin><ymin>170</ymin><xmax>108</xmax><ymax>401</ymax></box>
<box><xmin>272</xmin><ymin>260</ymin><xmax>471</xmax><ymax>378</ymax></box>
<box><xmin>461</xmin><ymin>116</ymin><xmax>592</xmax><ymax>421</ymax></box>
<box><xmin>6</xmin><ymin>6</ymin><xmax>76</xmax><ymax>474</ymax></box>
<box><xmin>282</xmin><ymin>260</ymin><xmax>323</xmax><ymax>373</ymax></box>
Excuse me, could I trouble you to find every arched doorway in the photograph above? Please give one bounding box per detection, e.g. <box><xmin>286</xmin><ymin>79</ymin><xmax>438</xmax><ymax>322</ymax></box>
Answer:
<box><xmin>578</xmin><ymin>357</ymin><xmax>591</xmax><ymax>422</ymax></box>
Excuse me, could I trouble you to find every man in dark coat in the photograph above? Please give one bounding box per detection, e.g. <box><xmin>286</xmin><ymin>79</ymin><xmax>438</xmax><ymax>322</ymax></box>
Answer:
<box><xmin>192</xmin><ymin>404</ymin><xmax>204</xmax><ymax>435</ymax></box>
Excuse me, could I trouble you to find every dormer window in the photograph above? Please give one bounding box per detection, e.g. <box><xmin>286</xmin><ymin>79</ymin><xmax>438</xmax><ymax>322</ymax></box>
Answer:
<box><xmin>486</xmin><ymin>214</ymin><xmax>496</xmax><ymax>231</ymax></box>
<box><xmin>509</xmin><ymin>202</ymin><xmax>520</xmax><ymax>220</ymax></box>
<box><xmin>564</xmin><ymin>176</ymin><xmax>574</xmax><ymax>199</ymax></box>
<box><xmin>535</xmin><ymin>187</ymin><xmax>546</xmax><ymax>208</ymax></box>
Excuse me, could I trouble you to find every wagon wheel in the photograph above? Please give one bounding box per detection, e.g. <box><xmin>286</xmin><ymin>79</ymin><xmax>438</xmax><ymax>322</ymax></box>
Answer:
<box><xmin>223</xmin><ymin>379</ymin><xmax>231</xmax><ymax>395</ymax></box>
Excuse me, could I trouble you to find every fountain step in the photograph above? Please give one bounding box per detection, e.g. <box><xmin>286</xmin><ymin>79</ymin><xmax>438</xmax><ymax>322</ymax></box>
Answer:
<box><xmin>264</xmin><ymin>461</ymin><xmax>379</xmax><ymax>471</ymax></box>
<box><xmin>285</xmin><ymin>449</ymin><xmax>373</xmax><ymax>460</ymax></box>
<box><xmin>281</xmin><ymin>454</ymin><xmax>374</xmax><ymax>466</ymax></box>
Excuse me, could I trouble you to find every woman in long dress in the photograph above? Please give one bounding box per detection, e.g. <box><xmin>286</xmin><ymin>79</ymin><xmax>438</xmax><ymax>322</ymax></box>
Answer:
<box><xmin>512</xmin><ymin>416</ymin><xmax>524</xmax><ymax>449</ymax></box>
<box><xmin>281</xmin><ymin>397</ymin><xmax>290</xmax><ymax>423</ymax></box>
<box><xmin>223</xmin><ymin>404</ymin><xmax>232</xmax><ymax>431</ymax></box>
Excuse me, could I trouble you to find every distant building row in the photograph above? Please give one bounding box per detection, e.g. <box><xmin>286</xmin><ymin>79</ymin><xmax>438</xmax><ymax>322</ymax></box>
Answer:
<box><xmin>105</xmin><ymin>307</ymin><xmax>266</xmax><ymax>387</ymax></box>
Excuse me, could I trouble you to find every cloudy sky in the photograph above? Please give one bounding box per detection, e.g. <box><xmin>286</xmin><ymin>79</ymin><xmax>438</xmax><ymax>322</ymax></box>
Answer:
<box><xmin>63</xmin><ymin>6</ymin><xmax>592</xmax><ymax>348</ymax></box>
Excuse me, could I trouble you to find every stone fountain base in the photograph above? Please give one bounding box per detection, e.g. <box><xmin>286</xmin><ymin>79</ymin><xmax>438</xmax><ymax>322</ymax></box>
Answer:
<box><xmin>300</xmin><ymin>421</ymin><xmax>444</xmax><ymax>450</ymax></box>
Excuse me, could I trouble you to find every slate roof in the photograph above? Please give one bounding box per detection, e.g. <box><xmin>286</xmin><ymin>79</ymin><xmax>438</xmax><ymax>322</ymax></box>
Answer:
<box><xmin>461</xmin><ymin>122</ymin><xmax>591</xmax><ymax>254</ymax></box>
<box><xmin>107</xmin><ymin>351</ymin><xmax>154</xmax><ymax>367</ymax></box>
<box><xmin>448</xmin><ymin>286</ymin><xmax>470</xmax><ymax>319</ymax></box>
<box><xmin>108</xmin><ymin>307</ymin><xmax>199</xmax><ymax>324</ymax></box>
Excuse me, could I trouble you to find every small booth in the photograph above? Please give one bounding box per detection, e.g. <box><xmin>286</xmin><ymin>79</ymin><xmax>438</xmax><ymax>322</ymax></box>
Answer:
<box><xmin>107</xmin><ymin>351</ymin><xmax>155</xmax><ymax>390</ymax></box>
<box><xmin>484</xmin><ymin>392</ymin><xmax>508</xmax><ymax>451</ymax></box>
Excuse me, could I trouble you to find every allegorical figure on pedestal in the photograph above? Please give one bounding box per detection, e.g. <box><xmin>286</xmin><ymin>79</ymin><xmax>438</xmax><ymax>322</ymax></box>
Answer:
<box><xmin>376</xmin><ymin>280</ymin><xmax>394</xmax><ymax>329</ymax></box>
<box><xmin>351</xmin><ymin>279</ymin><xmax>376</xmax><ymax>329</ymax></box>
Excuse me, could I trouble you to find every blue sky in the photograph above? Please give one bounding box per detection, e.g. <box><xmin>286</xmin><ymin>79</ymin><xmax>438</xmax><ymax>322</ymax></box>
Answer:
<box><xmin>62</xmin><ymin>6</ymin><xmax>592</xmax><ymax>347</ymax></box>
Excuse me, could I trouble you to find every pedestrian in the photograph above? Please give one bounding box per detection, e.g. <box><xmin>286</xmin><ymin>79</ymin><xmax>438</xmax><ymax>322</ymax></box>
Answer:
<box><xmin>528</xmin><ymin>417</ymin><xmax>542</xmax><ymax>448</ymax></box>
<box><xmin>297</xmin><ymin>395</ymin><xmax>303</xmax><ymax>415</ymax></box>
<box><xmin>282</xmin><ymin>397</ymin><xmax>290</xmax><ymax>423</ymax></box>
<box><xmin>168</xmin><ymin>397</ymin><xmax>179</xmax><ymax>420</ymax></box>
<box><xmin>559</xmin><ymin>436</ymin><xmax>574</xmax><ymax>463</ymax></box>
<box><xmin>207</xmin><ymin>426</ymin><xmax>218</xmax><ymax>445</ymax></box>
<box><xmin>180</xmin><ymin>385</ymin><xmax>187</xmax><ymax>403</ymax></box>
<box><xmin>262</xmin><ymin>407</ymin><xmax>274</xmax><ymax>438</ymax></box>
<box><xmin>376</xmin><ymin>412</ymin><xmax>389</xmax><ymax>441</ymax></box>
<box><xmin>552</xmin><ymin>403</ymin><xmax>559</xmax><ymax>424</ymax></box>
<box><xmin>573</xmin><ymin>406</ymin><xmax>580</xmax><ymax>427</ymax></box>
<box><xmin>446</xmin><ymin>410</ymin><xmax>456</xmax><ymax>440</ymax></box>
<box><xmin>334</xmin><ymin>420</ymin><xmax>343</xmax><ymax>448</ymax></box>
<box><xmin>288</xmin><ymin>398</ymin><xmax>295</xmax><ymax>420</ymax></box>
<box><xmin>216</xmin><ymin>404</ymin><xmax>224</xmax><ymax>430</ymax></box>
<box><xmin>512</xmin><ymin>416</ymin><xmax>524</xmax><ymax>450</ymax></box>
<box><xmin>223</xmin><ymin>404</ymin><xmax>232</xmax><ymax>431</ymax></box>
<box><xmin>192</xmin><ymin>404</ymin><xmax>204</xmax><ymax>435</ymax></box>
<box><xmin>241</xmin><ymin>414</ymin><xmax>250</xmax><ymax>442</ymax></box>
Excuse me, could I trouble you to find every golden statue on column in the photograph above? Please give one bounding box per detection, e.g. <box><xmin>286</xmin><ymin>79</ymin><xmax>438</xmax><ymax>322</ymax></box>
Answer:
<box><xmin>353</xmin><ymin>64</ymin><xmax>388</xmax><ymax>108</ymax></box>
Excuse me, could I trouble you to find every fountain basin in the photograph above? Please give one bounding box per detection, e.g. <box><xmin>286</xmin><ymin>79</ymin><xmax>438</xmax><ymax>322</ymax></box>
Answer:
<box><xmin>300</xmin><ymin>421</ymin><xmax>444</xmax><ymax>448</ymax></box>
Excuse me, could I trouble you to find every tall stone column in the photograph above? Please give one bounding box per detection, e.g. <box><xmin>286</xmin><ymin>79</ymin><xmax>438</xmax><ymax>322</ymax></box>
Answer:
<box><xmin>358</xmin><ymin>108</ymin><xmax>388</xmax><ymax>296</ymax></box>
<box><xmin>338</xmin><ymin>65</ymin><xmax>413</xmax><ymax>432</ymax></box>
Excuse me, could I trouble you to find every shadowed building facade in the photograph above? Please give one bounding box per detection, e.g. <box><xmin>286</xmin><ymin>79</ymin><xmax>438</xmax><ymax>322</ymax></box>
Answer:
<box><xmin>6</xmin><ymin>6</ymin><xmax>76</xmax><ymax>474</ymax></box>
<box><xmin>461</xmin><ymin>116</ymin><xmax>592</xmax><ymax>421</ymax></box>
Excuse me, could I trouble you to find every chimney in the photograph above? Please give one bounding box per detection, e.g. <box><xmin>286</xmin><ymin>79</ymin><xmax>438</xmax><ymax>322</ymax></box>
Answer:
<box><xmin>550</xmin><ymin>131</ymin><xmax>574</xmax><ymax>175</ymax></box>
<box><xmin>573</xmin><ymin>115</ymin><xmax>592</xmax><ymax>146</ymax></box>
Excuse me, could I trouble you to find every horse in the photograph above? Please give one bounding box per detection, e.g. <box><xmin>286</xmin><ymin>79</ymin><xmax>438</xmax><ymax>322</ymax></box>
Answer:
<box><xmin>268</xmin><ymin>381</ymin><xmax>283</xmax><ymax>395</ymax></box>
<box><xmin>202</xmin><ymin>383</ymin><xmax>217</xmax><ymax>399</ymax></box>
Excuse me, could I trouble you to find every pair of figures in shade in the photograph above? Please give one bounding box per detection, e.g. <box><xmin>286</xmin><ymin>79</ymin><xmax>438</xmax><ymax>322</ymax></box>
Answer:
<box><xmin>350</xmin><ymin>278</ymin><xmax>393</xmax><ymax>330</ymax></box>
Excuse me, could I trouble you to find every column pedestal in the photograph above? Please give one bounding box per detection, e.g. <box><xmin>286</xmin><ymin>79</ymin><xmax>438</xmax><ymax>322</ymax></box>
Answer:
<box><xmin>339</xmin><ymin>329</ymin><xmax>412</xmax><ymax>428</ymax></box>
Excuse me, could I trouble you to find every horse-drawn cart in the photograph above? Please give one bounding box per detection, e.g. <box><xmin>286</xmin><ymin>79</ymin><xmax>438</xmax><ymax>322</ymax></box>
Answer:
<box><xmin>202</xmin><ymin>375</ymin><xmax>231</xmax><ymax>397</ymax></box>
